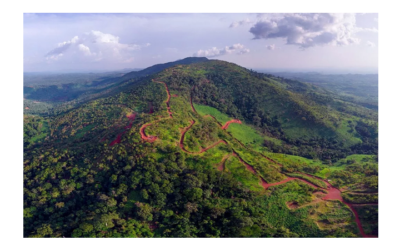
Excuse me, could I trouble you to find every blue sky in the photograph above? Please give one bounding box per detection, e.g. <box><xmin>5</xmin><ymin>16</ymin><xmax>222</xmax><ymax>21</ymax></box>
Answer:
<box><xmin>23</xmin><ymin>13</ymin><xmax>378</xmax><ymax>73</ymax></box>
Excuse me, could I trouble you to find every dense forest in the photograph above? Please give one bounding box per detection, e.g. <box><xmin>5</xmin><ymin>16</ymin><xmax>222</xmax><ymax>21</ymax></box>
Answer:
<box><xmin>24</xmin><ymin>58</ymin><xmax>378</xmax><ymax>238</ymax></box>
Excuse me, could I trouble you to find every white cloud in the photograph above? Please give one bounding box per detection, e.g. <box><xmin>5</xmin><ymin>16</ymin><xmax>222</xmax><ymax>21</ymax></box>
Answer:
<box><xmin>367</xmin><ymin>41</ymin><xmax>376</xmax><ymax>47</ymax></box>
<box><xmin>266</xmin><ymin>44</ymin><xmax>275</xmax><ymax>50</ymax></box>
<box><xmin>78</xmin><ymin>44</ymin><xmax>92</xmax><ymax>56</ymax></box>
<box><xmin>229</xmin><ymin>18</ymin><xmax>252</xmax><ymax>28</ymax></box>
<box><xmin>45</xmin><ymin>30</ymin><xmax>150</xmax><ymax>63</ymax></box>
<box><xmin>249</xmin><ymin>13</ymin><xmax>365</xmax><ymax>49</ymax></box>
<box><xmin>193</xmin><ymin>43</ymin><xmax>250</xmax><ymax>57</ymax></box>
<box><xmin>355</xmin><ymin>27</ymin><xmax>378</xmax><ymax>33</ymax></box>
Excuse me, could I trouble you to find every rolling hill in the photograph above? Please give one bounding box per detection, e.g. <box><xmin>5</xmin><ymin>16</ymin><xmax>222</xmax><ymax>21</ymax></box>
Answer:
<box><xmin>23</xmin><ymin>58</ymin><xmax>378</xmax><ymax>238</ymax></box>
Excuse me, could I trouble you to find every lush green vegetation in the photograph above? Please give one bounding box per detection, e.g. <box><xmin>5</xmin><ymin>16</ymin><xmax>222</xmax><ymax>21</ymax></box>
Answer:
<box><xmin>326</xmin><ymin>155</ymin><xmax>378</xmax><ymax>190</ymax></box>
<box><xmin>24</xmin><ymin>115</ymin><xmax>50</xmax><ymax>148</ymax></box>
<box><xmin>24</xmin><ymin>58</ymin><xmax>378</xmax><ymax>238</ymax></box>
<box><xmin>353</xmin><ymin>205</ymin><xmax>378</xmax><ymax>235</ymax></box>
<box><xmin>286</xmin><ymin>173</ymin><xmax>327</xmax><ymax>189</ymax></box>
<box><xmin>342</xmin><ymin>193</ymin><xmax>378</xmax><ymax>204</ymax></box>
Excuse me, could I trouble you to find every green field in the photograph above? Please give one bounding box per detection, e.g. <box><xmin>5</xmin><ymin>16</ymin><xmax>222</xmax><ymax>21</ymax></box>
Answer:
<box><xmin>193</xmin><ymin>103</ymin><xmax>231</xmax><ymax>124</ymax></box>
<box><xmin>194</xmin><ymin>103</ymin><xmax>283</xmax><ymax>152</ymax></box>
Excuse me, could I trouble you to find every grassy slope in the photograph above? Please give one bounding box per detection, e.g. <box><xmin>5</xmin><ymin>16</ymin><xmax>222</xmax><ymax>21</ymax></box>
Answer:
<box><xmin>194</xmin><ymin>103</ymin><xmax>283</xmax><ymax>150</ymax></box>
<box><xmin>194</xmin><ymin>103</ymin><xmax>376</xmax><ymax>182</ymax></box>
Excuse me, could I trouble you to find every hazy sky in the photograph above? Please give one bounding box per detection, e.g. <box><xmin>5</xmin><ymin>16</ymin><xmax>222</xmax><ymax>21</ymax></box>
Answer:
<box><xmin>23</xmin><ymin>13</ymin><xmax>378</xmax><ymax>73</ymax></box>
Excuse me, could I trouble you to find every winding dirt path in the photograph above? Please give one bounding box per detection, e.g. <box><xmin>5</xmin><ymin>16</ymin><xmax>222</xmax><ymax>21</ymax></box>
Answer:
<box><xmin>231</xmin><ymin>152</ymin><xmax>256</xmax><ymax>174</ymax></box>
<box><xmin>215</xmin><ymin>149</ymin><xmax>376</xmax><ymax>237</ymax></box>
<box><xmin>138</xmin><ymin>79</ymin><xmax>174</xmax><ymax>142</ymax></box>
<box><xmin>153</xmin><ymin>79</ymin><xmax>173</xmax><ymax>118</ymax></box>
<box><xmin>217</xmin><ymin>154</ymin><xmax>232</xmax><ymax>171</ymax></box>
<box><xmin>140</xmin><ymin>123</ymin><xmax>157</xmax><ymax>142</ymax></box>
<box><xmin>141</xmin><ymin>78</ymin><xmax>377</xmax><ymax>237</ymax></box>
<box><xmin>188</xmin><ymin>83</ymin><xmax>377</xmax><ymax>237</ymax></box>
<box><xmin>178</xmin><ymin>119</ymin><xmax>231</xmax><ymax>155</ymax></box>
<box><xmin>221</xmin><ymin>119</ymin><xmax>242</xmax><ymax>129</ymax></box>
<box><xmin>258</xmin><ymin>171</ymin><xmax>377</xmax><ymax>237</ymax></box>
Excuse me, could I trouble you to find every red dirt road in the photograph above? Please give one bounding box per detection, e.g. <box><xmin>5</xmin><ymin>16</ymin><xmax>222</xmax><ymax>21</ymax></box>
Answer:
<box><xmin>232</xmin><ymin>152</ymin><xmax>256</xmax><ymax>174</ymax></box>
<box><xmin>258</xmin><ymin>171</ymin><xmax>376</xmax><ymax>237</ymax></box>
<box><xmin>343</xmin><ymin>201</ymin><xmax>377</xmax><ymax>238</ymax></box>
<box><xmin>143</xmin><ymin>78</ymin><xmax>376</xmax><ymax>237</ymax></box>
<box><xmin>221</xmin><ymin>119</ymin><xmax>242</xmax><ymax>130</ymax></box>
<box><xmin>178</xmin><ymin>119</ymin><xmax>229</xmax><ymax>154</ymax></box>
<box><xmin>140</xmin><ymin>123</ymin><xmax>157</xmax><ymax>142</ymax></box>
<box><xmin>217</xmin><ymin>154</ymin><xmax>231</xmax><ymax>171</ymax></box>
<box><xmin>153</xmin><ymin>79</ymin><xmax>173</xmax><ymax>118</ymax></box>
<box><xmin>217</xmin><ymin>152</ymin><xmax>376</xmax><ymax>238</ymax></box>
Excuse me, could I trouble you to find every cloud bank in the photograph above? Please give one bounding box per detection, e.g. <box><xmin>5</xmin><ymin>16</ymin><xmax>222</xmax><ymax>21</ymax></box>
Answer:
<box><xmin>193</xmin><ymin>43</ymin><xmax>250</xmax><ymax>58</ymax></box>
<box><xmin>249</xmin><ymin>13</ymin><xmax>363</xmax><ymax>48</ymax></box>
<box><xmin>229</xmin><ymin>18</ymin><xmax>252</xmax><ymax>28</ymax></box>
<box><xmin>45</xmin><ymin>30</ymin><xmax>149</xmax><ymax>63</ymax></box>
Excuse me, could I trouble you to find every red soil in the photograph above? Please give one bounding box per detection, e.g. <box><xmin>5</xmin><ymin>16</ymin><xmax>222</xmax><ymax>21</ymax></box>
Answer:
<box><xmin>172</xmin><ymin>94</ymin><xmax>178</xmax><ymax>97</ymax></box>
<box><xmin>232</xmin><ymin>152</ymin><xmax>256</xmax><ymax>174</ymax></box>
<box><xmin>179</xmin><ymin>120</ymin><xmax>196</xmax><ymax>152</ymax></box>
<box><xmin>109</xmin><ymin>134</ymin><xmax>122</xmax><ymax>147</ymax></box>
<box><xmin>140</xmin><ymin>123</ymin><xmax>157</xmax><ymax>142</ymax></box>
<box><xmin>260</xmin><ymin>177</ymin><xmax>322</xmax><ymax>190</ymax></box>
<box><xmin>221</xmin><ymin>119</ymin><xmax>242</xmax><ymax>130</ymax></box>
<box><xmin>25</xmin><ymin>107</ymin><xmax>29</xmax><ymax>110</ymax></box>
<box><xmin>199</xmin><ymin>140</ymin><xmax>227</xmax><ymax>153</ymax></box>
<box><xmin>109</xmin><ymin>113</ymin><xmax>137</xmax><ymax>147</ymax></box>
<box><xmin>217</xmin><ymin>155</ymin><xmax>229</xmax><ymax>171</ymax></box>
<box><xmin>287</xmin><ymin>201</ymin><xmax>299</xmax><ymax>209</ymax></box>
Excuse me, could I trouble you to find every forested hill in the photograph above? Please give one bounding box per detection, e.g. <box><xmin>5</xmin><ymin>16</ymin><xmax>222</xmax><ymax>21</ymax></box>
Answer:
<box><xmin>23</xmin><ymin>57</ymin><xmax>209</xmax><ymax>115</ymax></box>
<box><xmin>121</xmin><ymin>57</ymin><xmax>209</xmax><ymax>81</ymax></box>
<box><xmin>93</xmin><ymin>57</ymin><xmax>210</xmax><ymax>86</ymax></box>
<box><xmin>24</xmin><ymin>58</ymin><xmax>378</xmax><ymax>238</ymax></box>
<box><xmin>156</xmin><ymin>60</ymin><xmax>378</xmax><ymax>161</ymax></box>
